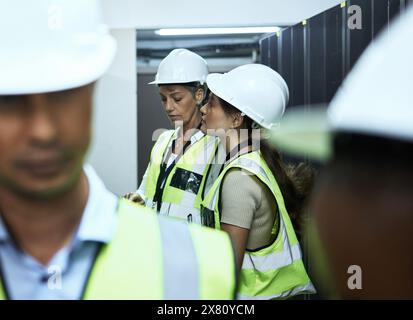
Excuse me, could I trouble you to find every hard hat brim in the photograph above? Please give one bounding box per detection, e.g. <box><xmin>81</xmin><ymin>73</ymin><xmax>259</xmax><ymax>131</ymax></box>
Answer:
<box><xmin>148</xmin><ymin>79</ymin><xmax>204</xmax><ymax>85</ymax></box>
<box><xmin>0</xmin><ymin>34</ymin><xmax>117</xmax><ymax>95</ymax></box>
<box><xmin>206</xmin><ymin>73</ymin><xmax>231</xmax><ymax>103</ymax></box>
<box><xmin>270</xmin><ymin>106</ymin><xmax>332</xmax><ymax>162</ymax></box>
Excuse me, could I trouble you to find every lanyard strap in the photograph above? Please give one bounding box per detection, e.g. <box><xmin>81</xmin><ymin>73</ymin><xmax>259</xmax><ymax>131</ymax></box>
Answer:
<box><xmin>220</xmin><ymin>138</ymin><xmax>254</xmax><ymax>176</ymax></box>
<box><xmin>201</xmin><ymin>138</ymin><xmax>255</xmax><ymax>200</ymax></box>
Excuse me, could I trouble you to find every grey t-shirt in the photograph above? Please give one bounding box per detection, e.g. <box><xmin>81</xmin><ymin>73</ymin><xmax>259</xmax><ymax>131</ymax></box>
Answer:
<box><xmin>220</xmin><ymin>168</ymin><xmax>278</xmax><ymax>250</ymax></box>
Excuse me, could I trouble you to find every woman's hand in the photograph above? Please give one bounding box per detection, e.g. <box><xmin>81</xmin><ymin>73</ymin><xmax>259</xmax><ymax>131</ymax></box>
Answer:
<box><xmin>123</xmin><ymin>192</ymin><xmax>145</xmax><ymax>205</ymax></box>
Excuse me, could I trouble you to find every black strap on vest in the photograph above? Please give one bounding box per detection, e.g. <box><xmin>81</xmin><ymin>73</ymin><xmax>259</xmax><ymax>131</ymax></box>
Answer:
<box><xmin>79</xmin><ymin>242</ymin><xmax>105</xmax><ymax>299</ymax></box>
<box><xmin>153</xmin><ymin>123</ymin><xmax>202</xmax><ymax>212</ymax></box>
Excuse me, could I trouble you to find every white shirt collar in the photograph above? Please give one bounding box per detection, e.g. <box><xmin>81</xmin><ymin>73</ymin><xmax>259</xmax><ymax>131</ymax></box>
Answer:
<box><xmin>75</xmin><ymin>164</ymin><xmax>118</xmax><ymax>244</ymax></box>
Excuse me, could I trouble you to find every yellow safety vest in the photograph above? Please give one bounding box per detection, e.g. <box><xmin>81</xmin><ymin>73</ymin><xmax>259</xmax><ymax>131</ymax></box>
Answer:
<box><xmin>143</xmin><ymin>129</ymin><xmax>217</xmax><ymax>224</ymax></box>
<box><xmin>200</xmin><ymin>151</ymin><xmax>315</xmax><ymax>300</ymax></box>
<box><xmin>0</xmin><ymin>199</ymin><xmax>237</xmax><ymax>300</ymax></box>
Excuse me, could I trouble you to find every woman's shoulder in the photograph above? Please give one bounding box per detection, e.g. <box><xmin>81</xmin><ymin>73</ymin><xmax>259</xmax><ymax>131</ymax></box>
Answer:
<box><xmin>222</xmin><ymin>168</ymin><xmax>263</xmax><ymax>204</ymax></box>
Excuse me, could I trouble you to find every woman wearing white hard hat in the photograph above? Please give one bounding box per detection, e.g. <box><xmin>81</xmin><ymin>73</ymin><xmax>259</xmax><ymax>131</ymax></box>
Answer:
<box><xmin>199</xmin><ymin>63</ymin><xmax>315</xmax><ymax>299</ymax></box>
<box><xmin>124</xmin><ymin>49</ymin><xmax>217</xmax><ymax>225</ymax></box>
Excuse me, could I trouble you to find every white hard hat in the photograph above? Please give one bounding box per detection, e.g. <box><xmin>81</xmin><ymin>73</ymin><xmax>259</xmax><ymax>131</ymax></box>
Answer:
<box><xmin>270</xmin><ymin>5</ymin><xmax>413</xmax><ymax>161</ymax></box>
<box><xmin>149</xmin><ymin>49</ymin><xmax>208</xmax><ymax>85</ymax></box>
<box><xmin>206</xmin><ymin>64</ymin><xmax>289</xmax><ymax>130</ymax></box>
<box><xmin>328</xmin><ymin>10</ymin><xmax>413</xmax><ymax>143</ymax></box>
<box><xmin>0</xmin><ymin>0</ymin><xmax>117</xmax><ymax>95</ymax></box>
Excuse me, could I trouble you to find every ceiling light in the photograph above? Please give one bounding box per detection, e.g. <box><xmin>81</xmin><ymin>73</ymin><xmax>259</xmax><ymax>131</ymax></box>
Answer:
<box><xmin>155</xmin><ymin>27</ymin><xmax>281</xmax><ymax>36</ymax></box>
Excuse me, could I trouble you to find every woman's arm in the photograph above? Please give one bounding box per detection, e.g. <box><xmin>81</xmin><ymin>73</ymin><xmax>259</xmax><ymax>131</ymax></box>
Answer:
<box><xmin>221</xmin><ymin>223</ymin><xmax>250</xmax><ymax>273</ymax></box>
<box><xmin>220</xmin><ymin>169</ymin><xmax>262</xmax><ymax>272</ymax></box>
<box><xmin>136</xmin><ymin>164</ymin><xmax>150</xmax><ymax>199</ymax></box>
<box><xmin>122</xmin><ymin>162</ymin><xmax>149</xmax><ymax>205</ymax></box>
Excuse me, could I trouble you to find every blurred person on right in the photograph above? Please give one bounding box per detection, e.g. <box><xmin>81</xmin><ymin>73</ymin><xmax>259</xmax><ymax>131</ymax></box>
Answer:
<box><xmin>271</xmin><ymin>6</ymin><xmax>413</xmax><ymax>299</ymax></box>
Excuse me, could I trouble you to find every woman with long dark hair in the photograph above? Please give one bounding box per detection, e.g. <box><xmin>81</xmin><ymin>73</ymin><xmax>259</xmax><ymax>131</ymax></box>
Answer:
<box><xmin>199</xmin><ymin>64</ymin><xmax>315</xmax><ymax>299</ymax></box>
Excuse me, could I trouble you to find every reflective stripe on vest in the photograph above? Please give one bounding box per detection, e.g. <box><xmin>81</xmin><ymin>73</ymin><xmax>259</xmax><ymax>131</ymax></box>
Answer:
<box><xmin>0</xmin><ymin>199</ymin><xmax>237</xmax><ymax>300</ymax></box>
<box><xmin>144</xmin><ymin>129</ymin><xmax>218</xmax><ymax>224</ymax></box>
<box><xmin>238</xmin><ymin>282</ymin><xmax>316</xmax><ymax>300</ymax></box>
<box><xmin>200</xmin><ymin>151</ymin><xmax>315</xmax><ymax>300</ymax></box>
<box><xmin>158</xmin><ymin>216</ymin><xmax>199</xmax><ymax>298</ymax></box>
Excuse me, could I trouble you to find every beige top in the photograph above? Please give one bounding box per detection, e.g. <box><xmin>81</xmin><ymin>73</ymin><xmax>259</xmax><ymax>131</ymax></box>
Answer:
<box><xmin>220</xmin><ymin>168</ymin><xmax>278</xmax><ymax>250</ymax></box>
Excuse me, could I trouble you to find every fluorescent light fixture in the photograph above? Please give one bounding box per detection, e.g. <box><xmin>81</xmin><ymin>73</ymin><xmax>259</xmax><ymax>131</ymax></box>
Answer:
<box><xmin>155</xmin><ymin>27</ymin><xmax>281</xmax><ymax>36</ymax></box>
